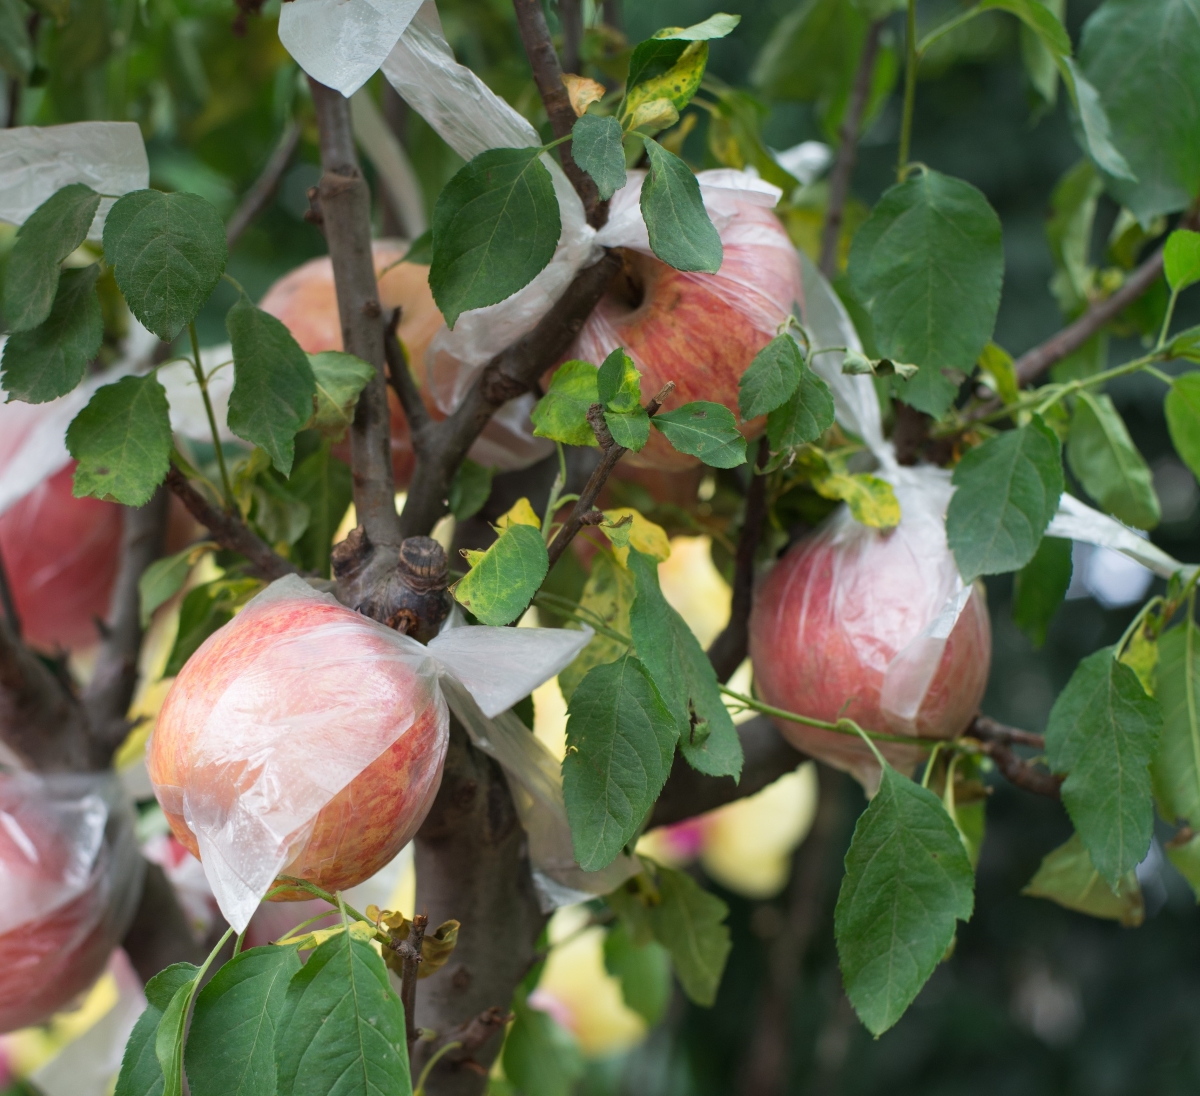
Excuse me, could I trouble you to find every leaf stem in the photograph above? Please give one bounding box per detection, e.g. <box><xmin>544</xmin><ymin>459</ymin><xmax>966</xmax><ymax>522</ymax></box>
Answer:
<box><xmin>414</xmin><ymin>1040</ymin><xmax>464</xmax><ymax>1096</ymax></box>
<box><xmin>272</xmin><ymin>909</ymin><xmax>341</xmax><ymax>945</ymax></box>
<box><xmin>220</xmin><ymin>271</ymin><xmax>248</xmax><ymax>297</ymax></box>
<box><xmin>188</xmin><ymin>322</ymin><xmax>235</xmax><ymax>510</ymax></box>
<box><xmin>897</xmin><ymin>0</ymin><xmax>919</xmax><ymax>180</ymax></box>
<box><xmin>1115</xmin><ymin>595</ymin><xmax>1165</xmax><ymax>660</ymax></box>
<box><xmin>1158</xmin><ymin>286</ymin><xmax>1181</xmax><ymax>349</ymax></box>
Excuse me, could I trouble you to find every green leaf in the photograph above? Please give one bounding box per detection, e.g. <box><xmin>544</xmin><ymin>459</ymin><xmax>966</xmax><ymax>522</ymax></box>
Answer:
<box><xmin>627</xmin><ymin>548</ymin><xmax>743</xmax><ymax>778</ymax></box>
<box><xmin>1165</xmin><ymin>229</ymin><xmax>1200</xmax><ymax>294</ymax></box>
<box><xmin>603</xmin><ymin>920</ymin><xmax>672</xmax><ymax>1025</ymax></box>
<box><xmin>226</xmin><ymin>296</ymin><xmax>317</xmax><ymax>475</ymax></box>
<box><xmin>848</xmin><ymin>169</ymin><xmax>1004</xmax><ymax>417</ymax></box>
<box><xmin>0</xmin><ymin>0</ymin><xmax>34</xmax><ymax>80</ymax></box>
<box><xmin>1045</xmin><ymin>646</ymin><xmax>1161</xmax><ymax>887</ymax></box>
<box><xmin>1022</xmin><ymin>833</ymin><xmax>1144</xmax><ymax>926</ymax></box>
<box><xmin>307</xmin><ymin>351</ymin><xmax>375</xmax><ymax>441</ymax></box>
<box><xmin>502</xmin><ymin>997</ymin><xmax>584</xmax><ymax>1096</ymax></box>
<box><xmin>289</xmin><ymin>442</ymin><xmax>353</xmax><ymax>578</ymax></box>
<box><xmin>1079</xmin><ymin>0</ymin><xmax>1200</xmax><ymax>219</ymax></box>
<box><xmin>652</xmin><ymin>401</ymin><xmax>746</xmax><ymax>468</ymax></box>
<box><xmin>164</xmin><ymin>577</ymin><xmax>261</xmax><ymax>676</ymax></box>
<box><xmin>605</xmin><ymin>409</ymin><xmax>651</xmax><ymax>451</ymax></box>
<box><xmin>0</xmin><ymin>264</ymin><xmax>102</xmax><ymax>403</ymax></box>
<box><xmin>429</xmin><ymin>147</ymin><xmax>560</xmax><ymax>329</ymax></box>
<box><xmin>764</xmin><ymin>361</ymin><xmax>836</xmax><ymax>449</ymax></box>
<box><xmin>186</xmin><ymin>945</ymin><xmax>302</xmax><ymax>1096</ymax></box>
<box><xmin>946</xmin><ymin>417</ymin><xmax>1064</xmax><ymax>581</ymax></box>
<box><xmin>67</xmin><ymin>373</ymin><xmax>172</xmax><ymax>506</ymax></box>
<box><xmin>448</xmin><ymin>459</ymin><xmax>494</xmax><ymax>522</ymax></box>
<box><xmin>531</xmin><ymin>360</ymin><xmax>601</xmax><ymax>447</ymax></box>
<box><xmin>453</xmin><ymin>522</ymin><xmax>549</xmax><ymax>626</ymax></box>
<box><xmin>562</xmin><ymin>655</ymin><xmax>678</xmax><ymax>871</ymax></box>
<box><xmin>103</xmin><ymin>189</ymin><xmax>227</xmax><ymax>342</ymax></box>
<box><xmin>1165</xmin><ymin>373</ymin><xmax>1200</xmax><ymax>480</ymax></box>
<box><xmin>156</xmin><ymin>978</ymin><xmax>198</xmax><ymax>1096</ymax></box>
<box><xmin>139</xmin><ymin>544</ymin><xmax>202</xmax><ymax>628</ymax></box>
<box><xmin>834</xmin><ymin>761</ymin><xmax>975</xmax><ymax>1036</ymax></box>
<box><xmin>739</xmin><ymin>333</ymin><xmax>802</xmax><ymax>420</ymax></box>
<box><xmin>275</xmin><ymin>932</ymin><xmax>411</xmax><ymax>1096</ymax></box>
<box><xmin>1151</xmin><ymin>620</ymin><xmax>1200</xmax><ymax>828</ymax></box>
<box><xmin>1046</xmin><ymin>160</ymin><xmax>1102</xmax><ymax>316</ymax></box>
<box><xmin>1066</xmin><ymin>391</ymin><xmax>1159</xmax><ymax>529</ymax></box>
<box><xmin>114</xmin><ymin>964</ymin><xmax>199</xmax><ymax>1096</ymax></box>
<box><xmin>596</xmin><ymin>347</ymin><xmax>643</xmax><ymax>413</ymax></box>
<box><xmin>624</xmin><ymin>41</ymin><xmax>708</xmax><ymax>129</ymax></box>
<box><xmin>1011</xmin><ymin>535</ymin><xmax>1072</xmax><ymax>648</ymax></box>
<box><xmin>624</xmin><ymin>15</ymin><xmax>739</xmax><ymax>94</ymax></box>
<box><xmin>571</xmin><ymin>114</ymin><xmax>626</xmax><ymax>201</ymax></box>
<box><xmin>640</xmin><ymin>141</ymin><xmax>723</xmax><ymax>274</ymax></box>
<box><xmin>559</xmin><ymin>551</ymin><xmax>635</xmax><ymax>702</ymax></box>
<box><xmin>646</xmin><ymin>865</ymin><xmax>731</xmax><ymax>1007</ymax></box>
<box><xmin>3</xmin><ymin>183</ymin><xmax>100</xmax><ymax>331</ymax></box>
<box><xmin>400</xmin><ymin>229</ymin><xmax>432</xmax><ymax>266</ymax></box>
<box><xmin>1062</xmin><ymin>58</ymin><xmax>1137</xmax><ymax>183</ymax></box>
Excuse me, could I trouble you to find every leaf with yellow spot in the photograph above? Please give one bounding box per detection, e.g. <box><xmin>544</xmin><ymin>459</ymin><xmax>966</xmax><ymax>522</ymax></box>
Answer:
<box><xmin>602</xmin><ymin>507</ymin><xmax>671</xmax><ymax>565</ymax></box>
<box><xmin>497</xmin><ymin>496</ymin><xmax>542</xmax><ymax>531</ymax></box>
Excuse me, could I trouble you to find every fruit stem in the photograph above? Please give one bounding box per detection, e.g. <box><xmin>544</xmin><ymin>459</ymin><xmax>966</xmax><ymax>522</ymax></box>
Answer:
<box><xmin>188</xmin><ymin>322</ymin><xmax>235</xmax><ymax>511</ymax></box>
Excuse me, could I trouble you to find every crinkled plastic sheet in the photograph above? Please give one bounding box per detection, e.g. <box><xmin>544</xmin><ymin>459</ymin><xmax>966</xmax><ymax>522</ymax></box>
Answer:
<box><xmin>0</xmin><ymin>122</ymin><xmax>148</xmax><ymax>240</ymax></box>
<box><xmin>0</xmin><ymin>771</ymin><xmax>143</xmax><ymax>1033</ymax></box>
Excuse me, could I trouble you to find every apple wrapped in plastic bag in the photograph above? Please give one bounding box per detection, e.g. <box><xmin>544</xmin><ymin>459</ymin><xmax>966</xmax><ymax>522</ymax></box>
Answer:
<box><xmin>148</xmin><ymin>575</ymin><xmax>635</xmax><ymax>932</ymax></box>
<box><xmin>0</xmin><ymin>772</ymin><xmax>143</xmax><ymax>1033</ymax></box>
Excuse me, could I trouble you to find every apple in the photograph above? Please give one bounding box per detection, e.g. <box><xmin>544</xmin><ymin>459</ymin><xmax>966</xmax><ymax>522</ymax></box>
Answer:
<box><xmin>148</xmin><ymin>588</ymin><xmax>448</xmax><ymax>902</ymax></box>
<box><xmin>258</xmin><ymin>242</ymin><xmax>444</xmax><ymax>488</ymax></box>
<box><xmin>564</xmin><ymin>200</ymin><xmax>803</xmax><ymax>471</ymax></box>
<box><xmin>0</xmin><ymin>777</ymin><xmax>121</xmax><ymax>1033</ymax></box>
<box><xmin>748</xmin><ymin>514</ymin><xmax>992</xmax><ymax>785</ymax></box>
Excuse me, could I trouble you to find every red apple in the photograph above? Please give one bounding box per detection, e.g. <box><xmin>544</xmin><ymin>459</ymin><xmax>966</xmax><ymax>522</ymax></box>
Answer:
<box><xmin>0</xmin><ymin>776</ymin><xmax>123</xmax><ymax>1033</ymax></box>
<box><xmin>563</xmin><ymin>200</ymin><xmax>802</xmax><ymax>471</ymax></box>
<box><xmin>258</xmin><ymin>242</ymin><xmax>444</xmax><ymax>488</ymax></box>
<box><xmin>749</xmin><ymin>511</ymin><xmax>992</xmax><ymax>784</ymax></box>
<box><xmin>148</xmin><ymin>587</ymin><xmax>447</xmax><ymax>902</ymax></box>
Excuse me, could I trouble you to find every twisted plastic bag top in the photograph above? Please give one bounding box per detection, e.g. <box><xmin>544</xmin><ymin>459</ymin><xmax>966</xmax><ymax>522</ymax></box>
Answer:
<box><xmin>0</xmin><ymin>771</ymin><xmax>143</xmax><ymax>1033</ymax></box>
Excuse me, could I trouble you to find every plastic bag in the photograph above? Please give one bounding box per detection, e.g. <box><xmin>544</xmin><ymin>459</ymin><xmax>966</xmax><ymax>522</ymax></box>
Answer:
<box><xmin>148</xmin><ymin>575</ymin><xmax>621</xmax><ymax>931</ymax></box>
<box><xmin>0</xmin><ymin>771</ymin><xmax>143</xmax><ymax>1034</ymax></box>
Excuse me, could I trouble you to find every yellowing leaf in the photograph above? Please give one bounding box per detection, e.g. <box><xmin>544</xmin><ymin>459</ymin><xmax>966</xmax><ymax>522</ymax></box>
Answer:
<box><xmin>1120</xmin><ymin>627</ymin><xmax>1159</xmax><ymax>697</ymax></box>
<box><xmin>419</xmin><ymin>919</ymin><xmax>460</xmax><ymax>979</ymax></box>
<box><xmin>497</xmin><ymin>497</ymin><xmax>542</xmax><ymax>531</ymax></box>
<box><xmin>562</xmin><ymin>73</ymin><xmax>606</xmax><ymax>116</ymax></box>
<box><xmin>287</xmin><ymin>921</ymin><xmax>375</xmax><ymax>950</ymax></box>
<box><xmin>629</xmin><ymin>98</ymin><xmax>680</xmax><ymax>131</ymax></box>
<box><xmin>602</xmin><ymin>508</ymin><xmax>670</xmax><ymax>565</ymax></box>
<box><xmin>815</xmin><ymin>473</ymin><xmax>901</xmax><ymax>529</ymax></box>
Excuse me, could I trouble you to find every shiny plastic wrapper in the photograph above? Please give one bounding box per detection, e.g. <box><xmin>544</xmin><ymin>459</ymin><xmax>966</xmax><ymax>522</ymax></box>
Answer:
<box><xmin>0</xmin><ymin>771</ymin><xmax>143</xmax><ymax>1034</ymax></box>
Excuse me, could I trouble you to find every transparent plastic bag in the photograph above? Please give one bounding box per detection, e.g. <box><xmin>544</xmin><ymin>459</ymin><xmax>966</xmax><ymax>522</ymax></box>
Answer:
<box><xmin>0</xmin><ymin>772</ymin><xmax>143</xmax><ymax>1033</ymax></box>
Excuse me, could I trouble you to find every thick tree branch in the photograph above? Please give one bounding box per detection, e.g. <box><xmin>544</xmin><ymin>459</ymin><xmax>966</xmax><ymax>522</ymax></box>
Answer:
<box><xmin>511</xmin><ymin>0</ymin><xmax>602</xmax><ymax>223</ymax></box>
<box><xmin>819</xmin><ymin>20</ymin><xmax>883</xmax><ymax>278</ymax></box>
<box><xmin>165</xmin><ymin>467</ymin><xmax>299</xmax><ymax>580</ymax></box>
<box><xmin>397</xmin><ymin>250</ymin><xmax>622</xmax><ymax>538</ymax></box>
<box><xmin>225</xmin><ymin>120</ymin><xmax>300</xmax><ymax>252</ymax></box>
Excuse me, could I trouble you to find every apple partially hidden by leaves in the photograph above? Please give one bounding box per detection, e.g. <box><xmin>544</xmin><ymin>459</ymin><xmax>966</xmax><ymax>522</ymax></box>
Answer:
<box><xmin>148</xmin><ymin>589</ymin><xmax>448</xmax><ymax>902</ymax></box>
<box><xmin>749</xmin><ymin>511</ymin><xmax>992</xmax><ymax>787</ymax></box>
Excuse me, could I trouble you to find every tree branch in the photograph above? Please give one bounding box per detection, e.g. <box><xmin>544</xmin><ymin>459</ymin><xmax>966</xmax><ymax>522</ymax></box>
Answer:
<box><xmin>511</xmin><ymin>0</ymin><xmax>602</xmax><ymax>223</ymax></box>
<box><xmin>968</xmin><ymin>715</ymin><xmax>1061</xmax><ymax>799</ymax></box>
<box><xmin>384</xmin><ymin>311</ymin><xmax>432</xmax><ymax>439</ymax></box>
<box><xmin>225</xmin><ymin>120</ymin><xmax>300</xmax><ymax>252</ymax></box>
<box><xmin>559</xmin><ymin>0</ymin><xmax>583</xmax><ymax>74</ymax></box>
<box><xmin>819</xmin><ymin>19</ymin><xmax>883</xmax><ymax>278</ymax></box>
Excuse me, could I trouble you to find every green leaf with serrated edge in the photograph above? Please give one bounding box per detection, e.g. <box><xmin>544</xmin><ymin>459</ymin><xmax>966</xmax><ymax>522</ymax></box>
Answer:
<box><xmin>0</xmin><ymin>0</ymin><xmax>34</xmax><ymax>80</ymax></box>
<box><xmin>1151</xmin><ymin>621</ymin><xmax>1200</xmax><ymax>828</ymax></box>
<box><xmin>848</xmin><ymin>169</ymin><xmax>1003</xmax><ymax>417</ymax></box>
<box><xmin>739</xmin><ymin>333</ymin><xmax>802</xmax><ymax>420</ymax></box>
<box><xmin>185</xmin><ymin>945</ymin><xmax>302</xmax><ymax>1096</ymax></box>
<box><xmin>429</xmin><ymin>147</ymin><xmax>560</xmax><ymax>329</ymax></box>
<box><xmin>1165</xmin><ymin>229</ymin><xmax>1200</xmax><ymax>293</ymax></box>
<box><xmin>226</xmin><ymin>296</ymin><xmax>316</xmax><ymax>475</ymax></box>
<box><xmin>627</xmin><ymin>548</ymin><xmax>743</xmax><ymax>778</ymax></box>
<box><xmin>1062</xmin><ymin>58</ymin><xmax>1136</xmax><ymax>183</ymax></box>
<box><xmin>1079</xmin><ymin>0</ymin><xmax>1199</xmax><ymax>218</ymax></box>
<box><xmin>290</xmin><ymin>442</ymin><xmax>352</xmax><ymax>578</ymax></box>
<box><xmin>605</xmin><ymin>408</ymin><xmax>651</xmax><ymax>451</ymax></box>
<box><xmin>765</xmin><ymin>363</ymin><xmax>835</xmax><ymax>449</ymax></box>
<box><xmin>531</xmin><ymin>360</ymin><xmax>601</xmax><ymax>447</ymax></box>
<box><xmin>103</xmin><ymin>189</ymin><xmax>227</xmax><ymax>342</ymax></box>
<box><xmin>275</xmin><ymin>932</ymin><xmax>410</xmax><ymax>1096</ymax></box>
<box><xmin>624</xmin><ymin>14</ymin><xmax>738</xmax><ymax>95</ymax></box>
<box><xmin>559</xmin><ymin>551</ymin><xmax>635</xmax><ymax>702</ymax></box>
<box><xmin>596</xmin><ymin>347</ymin><xmax>642</xmax><ymax>413</ymax></box>
<box><xmin>652</xmin><ymin>401</ymin><xmax>746</xmax><ymax>468</ymax></box>
<box><xmin>571</xmin><ymin>114</ymin><xmax>626</xmax><ymax>201</ymax></box>
<box><xmin>1</xmin><ymin>264</ymin><xmax>102</xmax><ymax>403</ymax></box>
<box><xmin>453</xmin><ymin>522</ymin><xmax>549</xmax><ymax>626</ymax></box>
<box><xmin>114</xmin><ymin>963</ymin><xmax>198</xmax><ymax>1096</ymax></box>
<box><xmin>307</xmin><ymin>350</ymin><xmax>374</xmax><ymax>441</ymax></box>
<box><xmin>563</xmin><ymin>655</ymin><xmax>678</xmax><ymax>871</ymax></box>
<box><xmin>646</xmin><ymin>865</ymin><xmax>731</xmax><ymax>1007</ymax></box>
<box><xmin>139</xmin><ymin>544</ymin><xmax>200</xmax><ymax>627</ymax></box>
<box><xmin>155</xmin><ymin>977</ymin><xmax>197</xmax><ymax>1096</ymax></box>
<box><xmin>67</xmin><ymin>373</ymin><xmax>171</xmax><ymax>506</ymax></box>
<box><xmin>640</xmin><ymin>142</ymin><xmax>723</xmax><ymax>274</ymax></box>
<box><xmin>3</xmin><ymin>183</ymin><xmax>100</xmax><ymax>331</ymax></box>
<box><xmin>603</xmin><ymin>920</ymin><xmax>672</xmax><ymax>1025</ymax></box>
<box><xmin>1169</xmin><ymin>327</ymin><xmax>1200</xmax><ymax>363</ymax></box>
<box><xmin>946</xmin><ymin>417</ymin><xmax>1064</xmax><ymax>582</ymax></box>
<box><xmin>1022</xmin><ymin>833</ymin><xmax>1144</xmax><ymax>927</ymax></box>
<box><xmin>1067</xmin><ymin>390</ymin><xmax>1160</xmax><ymax>529</ymax></box>
<box><xmin>1012</xmin><ymin>535</ymin><xmax>1072</xmax><ymax>648</ymax></box>
<box><xmin>834</xmin><ymin>761</ymin><xmax>975</xmax><ymax>1036</ymax></box>
<box><xmin>448</xmin><ymin>459</ymin><xmax>493</xmax><ymax>522</ymax></box>
<box><xmin>1166</xmin><ymin>373</ymin><xmax>1200</xmax><ymax>480</ymax></box>
<box><xmin>1045</xmin><ymin>646</ymin><xmax>1161</xmax><ymax>887</ymax></box>
<box><xmin>502</xmin><ymin>997</ymin><xmax>584</xmax><ymax>1096</ymax></box>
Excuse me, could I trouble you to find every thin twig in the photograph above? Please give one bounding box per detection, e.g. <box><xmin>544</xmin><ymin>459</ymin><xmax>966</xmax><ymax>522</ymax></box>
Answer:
<box><xmin>225</xmin><ymin>120</ymin><xmax>300</xmax><ymax>251</ymax></box>
<box><xmin>383</xmin><ymin>310</ymin><xmax>431</xmax><ymax>440</ymax></box>
<box><xmin>968</xmin><ymin>715</ymin><xmax>1061</xmax><ymax>799</ymax></box>
<box><xmin>165</xmin><ymin>466</ymin><xmax>299</xmax><ymax>580</ymax></box>
<box><xmin>819</xmin><ymin>20</ymin><xmax>883</xmax><ymax>278</ymax></box>
<box><xmin>401</xmin><ymin>913</ymin><xmax>427</xmax><ymax>1049</ymax></box>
